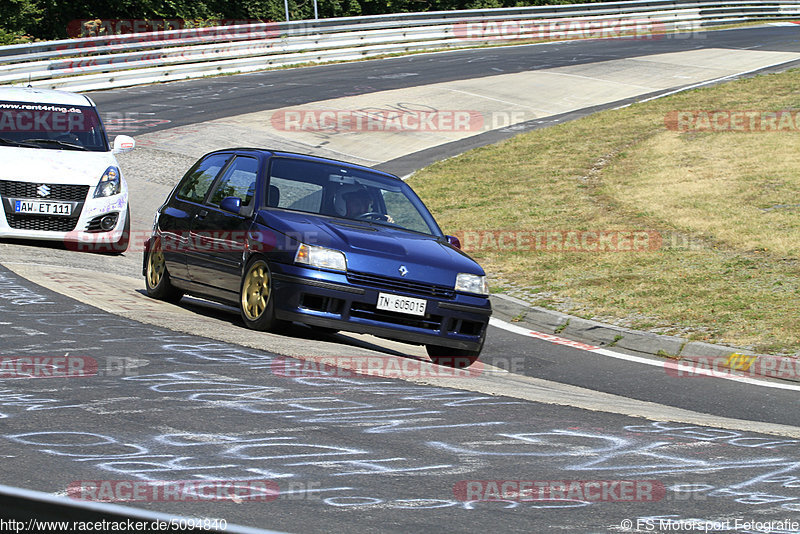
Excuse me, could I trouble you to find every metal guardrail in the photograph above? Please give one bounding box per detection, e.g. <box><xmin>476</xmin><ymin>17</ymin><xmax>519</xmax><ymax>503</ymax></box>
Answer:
<box><xmin>0</xmin><ymin>0</ymin><xmax>798</xmax><ymax>91</ymax></box>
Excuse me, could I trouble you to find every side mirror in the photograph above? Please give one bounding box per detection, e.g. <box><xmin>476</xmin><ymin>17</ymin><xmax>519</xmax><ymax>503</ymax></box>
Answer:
<box><xmin>112</xmin><ymin>135</ymin><xmax>135</xmax><ymax>154</ymax></box>
<box><xmin>220</xmin><ymin>196</ymin><xmax>242</xmax><ymax>214</ymax></box>
<box><xmin>446</xmin><ymin>235</ymin><xmax>461</xmax><ymax>249</ymax></box>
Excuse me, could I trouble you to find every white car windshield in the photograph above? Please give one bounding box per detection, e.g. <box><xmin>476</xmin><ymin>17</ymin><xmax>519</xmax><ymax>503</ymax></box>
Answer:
<box><xmin>0</xmin><ymin>101</ymin><xmax>109</xmax><ymax>152</ymax></box>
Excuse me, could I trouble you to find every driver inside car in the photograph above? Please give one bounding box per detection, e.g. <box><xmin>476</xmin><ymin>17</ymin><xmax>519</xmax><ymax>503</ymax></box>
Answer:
<box><xmin>335</xmin><ymin>185</ymin><xmax>394</xmax><ymax>222</ymax></box>
<box><xmin>344</xmin><ymin>187</ymin><xmax>371</xmax><ymax>218</ymax></box>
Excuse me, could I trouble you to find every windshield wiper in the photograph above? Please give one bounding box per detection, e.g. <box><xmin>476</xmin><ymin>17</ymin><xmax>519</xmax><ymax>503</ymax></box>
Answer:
<box><xmin>22</xmin><ymin>138</ymin><xmax>88</xmax><ymax>151</ymax></box>
<box><xmin>0</xmin><ymin>137</ymin><xmax>38</xmax><ymax>148</ymax></box>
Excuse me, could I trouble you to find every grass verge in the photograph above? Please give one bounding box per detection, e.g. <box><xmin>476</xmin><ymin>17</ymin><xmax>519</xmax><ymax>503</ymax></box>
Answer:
<box><xmin>408</xmin><ymin>67</ymin><xmax>800</xmax><ymax>355</ymax></box>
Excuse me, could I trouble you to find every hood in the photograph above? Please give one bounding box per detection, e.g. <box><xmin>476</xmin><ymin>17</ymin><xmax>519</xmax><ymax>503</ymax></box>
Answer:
<box><xmin>0</xmin><ymin>146</ymin><xmax>119</xmax><ymax>186</ymax></box>
<box><xmin>257</xmin><ymin>209</ymin><xmax>484</xmax><ymax>287</ymax></box>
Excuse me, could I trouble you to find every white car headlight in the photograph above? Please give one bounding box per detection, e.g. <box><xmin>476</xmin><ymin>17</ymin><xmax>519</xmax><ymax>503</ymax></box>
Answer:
<box><xmin>295</xmin><ymin>243</ymin><xmax>347</xmax><ymax>272</ymax></box>
<box><xmin>94</xmin><ymin>165</ymin><xmax>121</xmax><ymax>198</ymax></box>
<box><xmin>455</xmin><ymin>273</ymin><xmax>488</xmax><ymax>296</ymax></box>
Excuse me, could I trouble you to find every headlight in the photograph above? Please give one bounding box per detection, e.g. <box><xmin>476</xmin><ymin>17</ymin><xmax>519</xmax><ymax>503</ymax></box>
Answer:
<box><xmin>294</xmin><ymin>243</ymin><xmax>347</xmax><ymax>272</ymax></box>
<box><xmin>94</xmin><ymin>166</ymin><xmax>121</xmax><ymax>198</ymax></box>
<box><xmin>455</xmin><ymin>273</ymin><xmax>488</xmax><ymax>296</ymax></box>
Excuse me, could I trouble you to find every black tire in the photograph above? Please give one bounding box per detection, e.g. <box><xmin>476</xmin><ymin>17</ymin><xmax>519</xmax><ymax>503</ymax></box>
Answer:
<box><xmin>145</xmin><ymin>237</ymin><xmax>184</xmax><ymax>303</ymax></box>
<box><xmin>240</xmin><ymin>258</ymin><xmax>289</xmax><ymax>332</ymax></box>
<box><xmin>426</xmin><ymin>344</ymin><xmax>481</xmax><ymax>368</ymax></box>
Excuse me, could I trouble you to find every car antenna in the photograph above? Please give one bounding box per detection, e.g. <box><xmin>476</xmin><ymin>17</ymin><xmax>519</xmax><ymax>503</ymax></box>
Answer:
<box><xmin>27</xmin><ymin>74</ymin><xmax>32</xmax><ymax>88</ymax></box>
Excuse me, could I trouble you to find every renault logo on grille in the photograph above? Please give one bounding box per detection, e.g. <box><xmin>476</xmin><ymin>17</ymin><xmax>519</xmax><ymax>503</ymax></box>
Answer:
<box><xmin>398</xmin><ymin>265</ymin><xmax>408</xmax><ymax>277</ymax></box>
<box><xmin>36</xmin><ymin>184</ymin><xmax>50</xmax><ymax>197</ymax></box>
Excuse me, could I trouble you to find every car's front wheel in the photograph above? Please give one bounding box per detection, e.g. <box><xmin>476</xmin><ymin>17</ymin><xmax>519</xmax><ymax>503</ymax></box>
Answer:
<box><xmin>240</xmin><ymin>258</ymin><xmax>289</xmax><ymax>332</ymax></box>
<box><xmin>145</xmin><ymin>237</ymin><xmax>184</xmax><ymax>303</ymax></box>
<box><xmin>426</xmin><ymin>344</ymin><xmax>481</xmax><ymax>368</ymax></box>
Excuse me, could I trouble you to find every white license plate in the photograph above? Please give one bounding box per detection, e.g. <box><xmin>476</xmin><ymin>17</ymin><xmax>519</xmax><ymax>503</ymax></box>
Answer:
<box><xmin>14</xmin><ymin>200</ymin><xmax>72</xmax><ymax>216</ymax></box>
<box><xmin>376</xmin><ymin>292</ymin><xmax>427</xmax><ymax>316</ymax></box>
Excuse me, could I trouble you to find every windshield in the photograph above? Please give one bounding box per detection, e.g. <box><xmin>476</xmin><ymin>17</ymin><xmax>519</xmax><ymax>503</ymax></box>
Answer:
<box><xmin>0</xmin><ymin>100</ymin><xmax>109</xmax><ymax>152</ymax></box>
<box><xmin>267</xmin><ymin>157</ymin><xmax>442</xmax><ymax>236</ymax></box>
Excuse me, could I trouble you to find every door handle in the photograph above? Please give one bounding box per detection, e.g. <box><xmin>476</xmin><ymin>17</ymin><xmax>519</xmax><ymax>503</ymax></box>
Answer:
<box><xmin>196</xmin><ymin>209</ymin><xmax>208</xmax><ymax>219</ymax></box>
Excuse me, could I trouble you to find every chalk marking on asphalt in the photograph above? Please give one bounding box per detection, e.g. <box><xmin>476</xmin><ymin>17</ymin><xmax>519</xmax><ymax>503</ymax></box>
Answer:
<box><xmin>4</xmin><ymin>263</ymin><xmax>800</xmax><ymax>437</ymax></box>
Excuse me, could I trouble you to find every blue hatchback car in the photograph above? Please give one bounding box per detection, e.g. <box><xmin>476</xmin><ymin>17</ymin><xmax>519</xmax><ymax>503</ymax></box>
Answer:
<box><xmin>143</xmin><ymin>149</ymin><xmax>491</xmax><ymax>367</ymax></box>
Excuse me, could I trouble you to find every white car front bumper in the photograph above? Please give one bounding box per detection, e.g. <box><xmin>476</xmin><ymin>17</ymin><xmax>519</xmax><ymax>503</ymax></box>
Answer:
<box><xmin>0</xmin><ymin>180</ymin><xmax>128</xmax><ymax>244</ymax></box>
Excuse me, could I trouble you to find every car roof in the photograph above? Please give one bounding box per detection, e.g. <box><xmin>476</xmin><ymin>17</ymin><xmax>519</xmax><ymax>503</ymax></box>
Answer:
<box><xmin>0</xmin><ymin>86</ymin><xmax>95</xmax><ymax>107</ymax></box>
<box><xmin>204</xmin><ymin>148</ymin><xmax>401</xmax><ymax>181</ymax></box>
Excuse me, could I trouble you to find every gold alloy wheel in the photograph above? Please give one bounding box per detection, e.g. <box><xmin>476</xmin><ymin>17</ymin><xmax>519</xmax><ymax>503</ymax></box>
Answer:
<box><xmin>147</xmin><ymin>242</ymin><xmax>166</xmax><ymax>289</ymax></box>
<box><xmin>242</xmin><ymin>262</ymin><xmax>270</xmax><ymax>321</ymax></box>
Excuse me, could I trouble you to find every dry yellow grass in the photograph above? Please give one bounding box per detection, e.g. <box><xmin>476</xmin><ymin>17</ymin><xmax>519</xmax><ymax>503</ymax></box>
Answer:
<box><xmin>409</xmin><ymin>68</ymin><xmax>800</xmax><ymax>355</ymax></box>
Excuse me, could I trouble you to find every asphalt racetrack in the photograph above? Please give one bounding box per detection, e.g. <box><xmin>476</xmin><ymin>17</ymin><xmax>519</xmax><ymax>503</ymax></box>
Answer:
<box><xmin>2</xmin><ymin>24</ymin><xmax>800</xmax><ymax>533</ymax></box>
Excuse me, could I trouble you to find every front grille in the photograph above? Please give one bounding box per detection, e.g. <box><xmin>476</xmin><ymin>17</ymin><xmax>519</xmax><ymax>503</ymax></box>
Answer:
<box><xmin>5</xmin><ymin>214</ymin><xmax>78</xmax><ymax>232</ymax></box>
<box><xmin>347</xmin><ymin>271</ymin><xmax>456</xmax><ymax>299</ymax></box>
<box><xmin>0</xmin><ymin>180</ymin><xmax>89</xmax><ymax>202</ymax></box>
<box><xmin>350</xmin><ymin>301</ymin><xmax>443</xmax><ymax>330</ymax></box>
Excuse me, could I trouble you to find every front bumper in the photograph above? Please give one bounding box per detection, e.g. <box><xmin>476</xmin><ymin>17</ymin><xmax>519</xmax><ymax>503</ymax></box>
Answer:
<box><xmin>0</xmin><ymin>189</ymin><xmax>128</xmax><ymax>243</ymax></box>
<box><xmin>270</xmin><ymin>264</ymin><xmax>491</xmax><ymax>351</ymax></box>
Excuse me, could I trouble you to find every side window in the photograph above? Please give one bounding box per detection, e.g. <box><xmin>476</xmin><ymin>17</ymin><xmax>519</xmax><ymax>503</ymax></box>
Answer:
<box><xmin>175</xmin><ymin>154</ymin><xmax>231</xmax><ymax>203</ymax></box>
<box><xmin>268</xmin><ymin>176</ymin><xmax>323</xmax><ymax>213</ymax></box>
<box><xmin>208</xmin><ymin>156</ymin><xmax>260</xmax><ymax>207</ymax></box>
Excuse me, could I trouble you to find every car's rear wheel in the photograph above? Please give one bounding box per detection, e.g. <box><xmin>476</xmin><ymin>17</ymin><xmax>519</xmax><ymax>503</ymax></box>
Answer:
<box><xmin>145</xmin><ymin>237</ymin><xmax>184</xmax><ymax>303</ymax></box>
<box><xmin>240</xmin><ymin>258</ymin><xmax>288</xmax><ymax>332</ymax></box>
<box><xmin>426</xmin><ymin>344</ymin><xmax>481</xmax><ymax>368</ymax></box>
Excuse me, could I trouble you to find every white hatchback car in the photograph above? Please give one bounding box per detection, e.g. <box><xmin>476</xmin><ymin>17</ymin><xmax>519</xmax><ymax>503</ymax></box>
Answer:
<box><xmin>0</xmin><ymin>87</ymin><xmax>134</xmax><ymax>252</ymax></box>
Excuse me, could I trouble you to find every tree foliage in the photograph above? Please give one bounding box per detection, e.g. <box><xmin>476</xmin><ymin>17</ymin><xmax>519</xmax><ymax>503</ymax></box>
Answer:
<box><xmin>0</xmin><ymin>0</ymin><xmax>609</xmax><ymax>42</ymax></box>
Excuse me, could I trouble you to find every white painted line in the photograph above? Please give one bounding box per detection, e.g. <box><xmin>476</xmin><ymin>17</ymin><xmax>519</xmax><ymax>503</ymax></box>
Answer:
<box><xmin>535</xmin><ymin>70</ymin><xmax>657</xmax><ymax>91</ymax></box>
<box><xmin>635</xmin><ymin>56</ymin><xmax>800</xmax><ymax>105</ymax></box>
<box><xmin>489</xmin><ymin>316</ymin><xmax>800</xmax><ymax>391</ymax></box>
<box><xmin>444</xmin><ymin>88</ymin><xmax>551</xmax><ymax>112</ymax></box>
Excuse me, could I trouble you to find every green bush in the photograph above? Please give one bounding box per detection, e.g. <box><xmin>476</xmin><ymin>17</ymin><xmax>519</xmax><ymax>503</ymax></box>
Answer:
<box><xmin>0</xmin><ymin>0</ymin><xmax>615</xmax><ymax>42</ymax></box>
<box><xmin>0</xmin><ymin>28</ymin><xmax>32</xmax><ymax>45</ymax></box>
